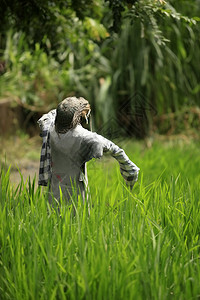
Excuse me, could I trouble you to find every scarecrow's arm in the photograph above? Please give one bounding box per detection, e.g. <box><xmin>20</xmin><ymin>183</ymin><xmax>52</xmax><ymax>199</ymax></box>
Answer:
<box><xmin>81</xmin><ymin>132</ymin><xmax>140</xmax><ymax>189</ymax></box>
<box><xmin>103</xmin><ymin>141</ymin><xmax>140</xmax><ymax>189</ymax></box>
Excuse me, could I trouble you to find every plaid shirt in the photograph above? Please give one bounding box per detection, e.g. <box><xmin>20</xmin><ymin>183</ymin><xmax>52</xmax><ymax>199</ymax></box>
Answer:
<box><xmin>38</xmin><ymin>111</ymin><xmax>139</xmax><ymax>189</ymax></box>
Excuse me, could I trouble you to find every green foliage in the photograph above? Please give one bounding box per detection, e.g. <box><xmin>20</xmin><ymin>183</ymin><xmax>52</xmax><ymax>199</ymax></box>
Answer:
<box><xmin>0</xmin><ymin>2</ymin><xmax>110</xmax><ymax>112</ymax></box>
<box><xmin>0</xmin><ymin>0</ymin><xmax>200</xmax><ymax>136</ymax></box>
<box><xmin>0</xmin><ymin>26</ymin><xmax>109</xmax><ymax>110</ymax></box>
<box><xmin>1</xmin><ymin>31</ymin><xmax>60</xmax><ymax>109</ymax></box>
<box><xmin>105</xmin><ymin>0</ymin><xmax>200</xmax><ymax>136</ymax></box>
<box><xmin>0</xmin><ymin>0</ymin><xmax>103</xmax><ymax>50</ymax></box>
<box><xmin>0</xmin><ymin>141</ymin><xmax>200</xmax><ymax>299</ymax></box>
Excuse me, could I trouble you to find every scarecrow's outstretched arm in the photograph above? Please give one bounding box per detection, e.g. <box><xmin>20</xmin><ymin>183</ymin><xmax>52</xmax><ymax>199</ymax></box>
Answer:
<box><xmin>81</xmin><ymin>132</ymin><xmax>140</xmax><ymax>189</ymax></box>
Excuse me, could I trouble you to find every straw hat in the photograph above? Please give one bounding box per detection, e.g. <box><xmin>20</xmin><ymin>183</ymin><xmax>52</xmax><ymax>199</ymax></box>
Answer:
<box><xmin>55</xmin><ymin>97</ymin><xmax>91</xmax><ymax>133</ymax></box>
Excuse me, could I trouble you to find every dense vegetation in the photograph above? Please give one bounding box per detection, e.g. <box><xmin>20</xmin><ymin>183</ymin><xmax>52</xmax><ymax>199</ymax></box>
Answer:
<box><xmin>0</xmin><ymin>0</ymin><xmax>199</xmax><ymax>137</ymax></box>
<box><xmin>0</xmin><ymin>140</ymin><xmax>200</xmax><ymax>299</ymax></box>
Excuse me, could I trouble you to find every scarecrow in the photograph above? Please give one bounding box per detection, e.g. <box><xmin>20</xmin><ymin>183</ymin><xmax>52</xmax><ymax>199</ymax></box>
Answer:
<box><xmin>38</xmin><ymin>97</ymin><xmax>139</xmax><ymax>204</ymax></box>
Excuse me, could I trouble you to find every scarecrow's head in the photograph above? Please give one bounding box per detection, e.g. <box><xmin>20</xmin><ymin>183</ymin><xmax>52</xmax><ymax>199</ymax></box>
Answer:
<box><xmin>55</xmin><ymin>97</ymin><xmax>91</xmax><ymax>133</ymax></box>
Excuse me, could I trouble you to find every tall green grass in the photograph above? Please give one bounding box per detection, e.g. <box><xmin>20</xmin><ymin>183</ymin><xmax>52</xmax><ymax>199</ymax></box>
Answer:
<box><xmin>0</xmin><ymin>141</ymin><xmax>200</xmax><ymax>299</ymax></box>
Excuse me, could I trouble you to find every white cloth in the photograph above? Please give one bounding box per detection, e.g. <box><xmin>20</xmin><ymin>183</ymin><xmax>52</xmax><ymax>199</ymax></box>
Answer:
<box><xmin>49</xmin><ymin>125</ymin><xmax>139</xmax><ymax>202</ymax></box>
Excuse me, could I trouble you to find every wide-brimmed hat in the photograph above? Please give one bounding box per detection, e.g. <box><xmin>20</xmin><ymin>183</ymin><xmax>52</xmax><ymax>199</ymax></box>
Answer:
<box><xmin>55</xmin><ymin>97</ymin><xmax>91</xmax><ymax>133</ymax></box>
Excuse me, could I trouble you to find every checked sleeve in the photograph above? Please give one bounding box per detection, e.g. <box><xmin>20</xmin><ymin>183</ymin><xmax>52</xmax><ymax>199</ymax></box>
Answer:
<box><xmin>104</xmin><ymin>141</ymin><xmax>140</xmax><ymax>189</ymax></box>
<box><xmin>37</xmin><ymin>109</ymin><xmax>56</xmax><ymax>186</ymax></box>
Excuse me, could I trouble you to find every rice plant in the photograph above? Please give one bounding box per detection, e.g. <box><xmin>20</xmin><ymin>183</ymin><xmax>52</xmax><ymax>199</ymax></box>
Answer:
<box><xmin>0</xmin><ymin>140</ymin><xmax>199</xmax><ymax>299</ymax></box>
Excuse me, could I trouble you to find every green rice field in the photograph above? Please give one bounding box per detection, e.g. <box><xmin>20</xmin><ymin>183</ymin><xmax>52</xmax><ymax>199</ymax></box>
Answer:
<box><xmin>0</xmin><ymin>140</ymin><xmax>200</xmax><ymax>300</ymax></box>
